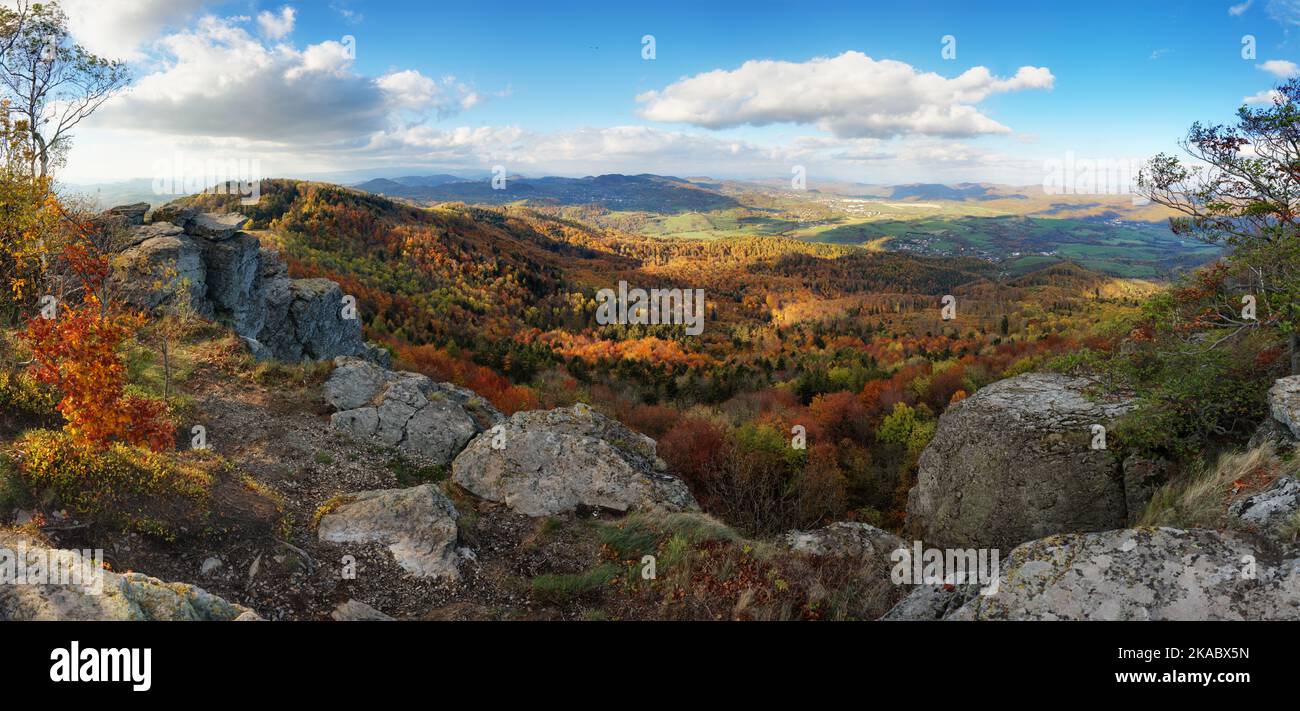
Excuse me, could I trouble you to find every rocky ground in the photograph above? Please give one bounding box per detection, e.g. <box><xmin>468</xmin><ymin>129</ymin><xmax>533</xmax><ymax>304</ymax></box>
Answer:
<box><xmin>5</xmin><ymin>206</ymin><xmax>1300</xmax><ymax>622</ymax></box>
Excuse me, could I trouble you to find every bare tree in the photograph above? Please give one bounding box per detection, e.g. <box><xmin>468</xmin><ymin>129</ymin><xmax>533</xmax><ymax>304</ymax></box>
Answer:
<box><xmin>0</xmin><ymin>1</ymin><xmax>128</xmax><ymax>179</ymax></box>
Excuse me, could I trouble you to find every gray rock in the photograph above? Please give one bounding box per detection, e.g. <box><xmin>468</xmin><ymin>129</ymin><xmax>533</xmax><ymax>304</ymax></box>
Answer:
<box><xmin>1229</xmin><ymin>476</ymin><xmax>1300</xmax><ymax>534</ymax></box>
<box><xmin>200</xmin><ymin>556</ymin><xmax>223</xmax><ymax>576</ymax></box>
<box><xmin>1259</xmin><ymin>376</ymin><xmax>1300</xmax><ymax>447</ymax></box>
<box><xmin>785</xmin><ymin>521</ymin><xmax>905</xmax><ymax>559</ymax></box>
<box><xmin>324</xmin><ymin>358</ymin><xmax>495</xmax><ymax>466</ymax></box>
<box><xmin>146</xmin><ymin>204</ymin><xmax>196</xmax><ymax>228</ymax></box>
<box><xmin>452</xmin><ymin>405</ymin><xmax>699</xmax><ymax>516</ymax></box>
<box><xmin>948</xmin><ymin>527</ymin><xmax>1300</xmax><ymax>621</ymax></box>
<box><xmin>110</xmin><ymin>204</ymin><xmax>387</xmax><ymax>367</ymax></box>
<box><xmin>255</xmin><ymin>278</ymin><xmax>366</xmax><ymax>362</ymax></box>
<box><xmin>882</xmin><ymin>584</ymin><xmax>982</xmax><ymax>620</ymax></box>
<box><xmin>111</xmin><ymin>234</ymin><xmax>212</xmax><ymax>318</ymax></box>
<box><xmin>325</xmin><ymin>357</ymin><xmax>390</xmax><ymax>410</ymax></box>
<box><xmin>119</xmin><ymin>221</ymin><xmax>184</xmax><ymax>249</ymax></box>
<box><xmin>906</xmin><ymin>373</ymin><xmax>1136</xmax><ymax>550</ymax></box>
<box><xmin>104</xmin><ymin>202</ymin><xmax>150</xmax><ymax>226</ymax></box>
<box><xmin>331</xmin><ymin>599</ymin><xmax>394</xmax><ymax>621</ymax></box>
<box><xmin>188</xmin><ymin>212</ymin><xmax>250</xmax><ymax>240</ymax></box>
<box><xmin>0</xmin><ymin>531</ymin><xmax>259</xmax><ymax>621</ymax></box>
<box><xmin>201</xmin><ymin>232</ymin><xmax>263</xmax><ymax>334</ymax></box>
<box><xmin>316</xmin><ymin>484</ymin><xmax>461</xmax><ymax>580</ymax></box>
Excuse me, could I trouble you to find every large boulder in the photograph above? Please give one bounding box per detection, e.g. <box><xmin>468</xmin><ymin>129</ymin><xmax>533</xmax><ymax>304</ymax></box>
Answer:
<box><xmin>0</xmin><ymin>531</ymin><xmax>259</xmax><ymax>621</ymax></box>
<box><xmin>324</xmin><ymin>357</ymin><xmax>501</xmax><ymax>466</ymax></box>
<box><xmin>946</xmin><ymin>527</ymin><xmax>1300</xmax><ymax>621</ymax></box>
<box><xmin>452</xmin><ymin>405</ymin><xmax>699</xmax><ymax>517</ymax></box>
<box><xmin>906</xmin><ymin>373</ymin><xmax>1138</xmax><ymax>550</ymax></box>
<box><xmin>316</xmin><ymin>484</ymin><xmax>462</xmax><ymax>581</ymax></box>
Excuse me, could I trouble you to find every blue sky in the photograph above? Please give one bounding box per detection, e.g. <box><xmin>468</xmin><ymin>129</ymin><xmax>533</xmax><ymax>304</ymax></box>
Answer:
<box><xmin>58</xmin><ymin>0</ymin><xmax>1300</xmax><ymax>185</ymax></box>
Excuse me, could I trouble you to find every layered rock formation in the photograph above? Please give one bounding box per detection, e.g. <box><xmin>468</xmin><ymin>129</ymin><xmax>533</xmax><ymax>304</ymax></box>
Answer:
<box><xmin>107</xmin><ymin>203</ymin><xmax>384</xmax><ymax>364</ymax></box>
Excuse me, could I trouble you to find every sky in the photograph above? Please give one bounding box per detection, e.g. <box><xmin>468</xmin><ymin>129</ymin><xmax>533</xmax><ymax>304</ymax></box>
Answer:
<box><xmin>38</xmin><ymin>0</ymin><xmax>1300</xmax><ymax>187</ymax></box>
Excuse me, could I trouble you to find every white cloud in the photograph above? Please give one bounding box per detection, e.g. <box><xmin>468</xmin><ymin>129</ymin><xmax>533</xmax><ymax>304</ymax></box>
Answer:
<box><xmin>90</xmin><ymin>14</ymin><xmax>482</xmax><ymax>144</ymax></box>
<box><xmin>377</xmin><ymin>70</ymin><xmax>482</xmax><ymax>115</ymax></box>
<box><xmin>1267</xmin><ymin>0</ymin><xmax>1300</xmax><ymax>25</ymax></box>
<box><xmin>1244</xmin><ymin>88</ymin><xmax>1284</xmax><ymax>103</ymax></box>
<box><xmin>1230</xmin><ymin>0</ymin><xmax>1254</xmax><ymax>16</ymax></box>
<box><xmin>1258</xmin><ymin>59</ymin><xmax>1300</xmax><ymax>77</ymax></box>
<box><xmin>256</xmin><ymin>6</ymin><xmax>296</xmax><ymax>40</ymax></box>
<box><xmin>636</xmin><ymin>51</ymin><xmax>1053</xmax><ymax>139</ymax></box>
<box><xmin>59</xmin><ymin>0</ymin><xmax>211</xmax><ymax>61</ymax></box>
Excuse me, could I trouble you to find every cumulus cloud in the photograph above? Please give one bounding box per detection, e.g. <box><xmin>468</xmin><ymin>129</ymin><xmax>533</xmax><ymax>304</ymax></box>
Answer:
<box><xmin>92</xmin><ymin>14</ymin><xmax>482</xmax><ymax>144</ymax></box>
<box><xmin>1258</xmin><ymin>59</ymin><xmax>1300</xmax><ymax>77</ymax></box>
<box><xmin>59</xmin><ymin>0</ymin><xmax>211</xmax><ymax>60</ymax></box>
<box><xmin>257</xmin><ymin>6</ymin><xmax>296</xmax><ymax>40</ymax></box>
<box><xmin>1244</xmin><ymin>88</ymin><xmax>1284</xmax><ymax>104</ymax></box>
<box><xmin>377</xmin><ymin>70</ymin><xmax>482</xmax><ymax>116</ymax></box>
<box><xmin>636</xmin><ymin>51</ymin><xmax>1053</xmax><ymax>138</ymax></box>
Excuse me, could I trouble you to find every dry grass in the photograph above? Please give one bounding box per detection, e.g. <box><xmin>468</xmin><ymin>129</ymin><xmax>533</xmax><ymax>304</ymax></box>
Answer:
<box><xmin>1140</xmin><ymin>444</ymin><xmax>1294</xmax><ymax>529</ymax></box>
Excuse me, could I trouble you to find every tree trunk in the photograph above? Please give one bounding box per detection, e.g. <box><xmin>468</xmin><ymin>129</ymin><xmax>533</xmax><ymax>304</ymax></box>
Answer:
<box><xmin>1290</xmin><ymin>332</ymin><xmax>1300</xmax><ymax>375</ymax></box>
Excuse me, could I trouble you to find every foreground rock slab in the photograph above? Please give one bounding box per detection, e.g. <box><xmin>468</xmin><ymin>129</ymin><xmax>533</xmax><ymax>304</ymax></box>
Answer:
<box><xmin>907</xmin><ymin>373</ymin><xmax>1138</xmax><ymax>550</ymax></box>
<box><xmin>0</xmin><ymin>531</ymin><xmax>260</xmax><ymax>621</ymax></box>
<box><xmin>452</xmin><ymin>405</ymin><xmax>699</xmax><ymax>517</ymax></box>
<box><xmin>316</xmin><ymin>484</ymin><xmax>462</xmax><ymax>581</ymax></box>
<box><xmin>948</xmin><ymin>527</ymin><xmax>1300</xmax><ymax>621</ymax></box>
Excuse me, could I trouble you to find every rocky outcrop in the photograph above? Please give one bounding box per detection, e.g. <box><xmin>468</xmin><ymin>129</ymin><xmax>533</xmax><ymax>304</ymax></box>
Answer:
<box><xmin>1229</xmin><ymin>476</ymin><xmax>1300</xmax><ymax>535</ymax></box>
<box><xmin>107</xmin><ymin>203</ymin><xmax>378</xmax><ymax>364</ymax></box>
<box><xmin>324</xmin><ymin>357</ymin><xmax>501</xmax><ymax>466</ymax></box>
<box><xmin>1250</xmin><ymin>376</ymin><xmax>1300</xmax><ymax>451</ymax></box>
<box><xmin>0</xmin><ymin>531</ymin><xmax>260</xmax><ymax>621</ymax></box>
<box><xmin>316</xmin><ymin>484</ymin><xmax>462</xmax><ymax>581</ymax></box>
<box><xmin>452</xmin><ymin>404</ymin><xmax>699</xmax><ymax>517</ymax></box>
<box><xmin>785</xmin><ymin>522</ymin><xmax>904</xmax><ymax>559</ymax></box>
<box><xmin>906</xmin><ymin>373</ymin><xmax>1147</xmax><ymax>550</ymax></box>
<box><xmin>944</xmin><ymin>527</ymin><xmax>1300</xmax><ymax>621</ymax></box>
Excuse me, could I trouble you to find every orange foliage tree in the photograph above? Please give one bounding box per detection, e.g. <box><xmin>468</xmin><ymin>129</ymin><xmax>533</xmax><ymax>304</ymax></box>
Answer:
<box><xmin>22</xmin><ymin>228</ymin><xmax>173</xmax><ymax>452</ymax></box>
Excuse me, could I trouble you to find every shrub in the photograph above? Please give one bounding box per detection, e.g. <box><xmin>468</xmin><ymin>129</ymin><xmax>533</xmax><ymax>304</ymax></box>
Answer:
<box><xmin>11</xmin><ymin>429</ymin><xmax>213</xmax><ymax>538</ymax></box>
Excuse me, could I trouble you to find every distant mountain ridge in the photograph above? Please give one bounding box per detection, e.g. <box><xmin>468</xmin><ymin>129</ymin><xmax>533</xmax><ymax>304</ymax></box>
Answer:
<box><xmin>353</xmin><ymin>173</ymin><xmax>742</xmax><ymax>213</ymax></box>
